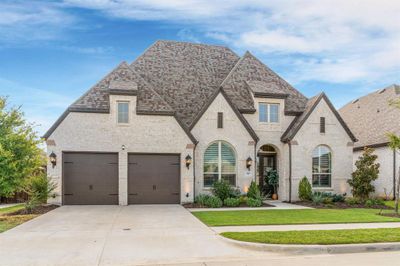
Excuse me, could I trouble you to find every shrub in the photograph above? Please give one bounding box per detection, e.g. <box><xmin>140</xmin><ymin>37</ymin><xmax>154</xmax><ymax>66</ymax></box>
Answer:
<box><xmin>195</xmin><ymin>194</ymin><xmax>211</xmax><ymax>206</ymax></box>
<box><xmin>247</xmin><ymin>197</ymin><xmax>263</xmax><ymax>207</ymax></box>
<box><xmin>332</xmin><ymin>193</ymin><xmax>346</xmax><ymax>203</ymax></box>
<box><xmin>266</xmin><ymin>170</ymin><xmax>279</xmax><ymax>195</ymax></box>
<box><xmin>212</xmin><ymin>180</ymin><xmax>234</xmax><ymax>201</ymax></box>
<box><xmin>24</xmin><ymin>174</ymin><xmax>56</xmax><ymax>212</ymax></box>
<box><xmin>247</xmin><ymin>181</ymin><xmax>262</xmax><ymax>200</ymax></box>
<box><xmin>239</xmin><ymin>195</ymin><xmax>248</xmax><ymax>204</ymax></box>
<box><xmin>345</xmin><ymin>197</ymin><xmax>361</xmax><ymax>205</ymax></box>
<box><xmin>230</xmin><ymin>187</ymin><xmax>242</xmax><ymax>198</ymax></box>
<box><xmin>365</xmin><ymin>198</ymin><xmax>385</xmax><ymax>207</ymax></box>
<box><xmin>224</xmin><ymin>197</ymin><xmax>240</xmax><ymax>207</ymax></box>
<box><xmin>348</xmin><ymin>147</ymin><xmax>380</xmax><ymax>200</ymax></box>
<box><xmin>311</xmin><ymin>191</ymin><xmax>325</xmax><ymax>205</ymax></box>
<box><xmin>204</xmin><ymin>196</ymin><xmax>223</xmax><ymax>208</ymax></box>
<box><xmin>298</xmin><ymin>177</ymin><xmax>312</xmax><ymax>201</ymax></box>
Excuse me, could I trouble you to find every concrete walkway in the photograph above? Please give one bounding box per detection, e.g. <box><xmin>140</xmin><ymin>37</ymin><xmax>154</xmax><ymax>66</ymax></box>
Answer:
<box><xmin>0</xmin><ymin>205</ymin><xmax>276</xmax><ymax>266</ymax></box>
<box><xmin>212</xmin><ymin>222</ymin><xmax>400</xmax><ymax>233</ymax></box>
<box><xmin>189</xmin><ymin>200</ymin><xmax>311</xmax><ymax>212</ymax></box>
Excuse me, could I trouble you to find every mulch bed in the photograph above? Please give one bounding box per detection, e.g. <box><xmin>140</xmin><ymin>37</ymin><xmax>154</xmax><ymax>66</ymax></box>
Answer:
<box><xmin>380</xmin><ymin>213</ymin><xmax>400</xmax><ymax>218</ymax></box>
<box><xmin>183</xmin><ymin>202</ymin><xmax>275</xmax><ymax>208</ymax></box>
<box><xmin>6</xmin><ymin>204</ymin><xmax>59</xmax><ymax>216</ymax></box>
<box><xmin>292</xmin><ymin>201</ymin><xmax>393</xmax><ymax>210</ymax></box>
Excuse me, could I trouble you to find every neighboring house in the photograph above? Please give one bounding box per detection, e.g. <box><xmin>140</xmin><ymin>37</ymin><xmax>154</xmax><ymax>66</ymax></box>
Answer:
<box><xmin>44</xmin><ymin>40</ymin><xmax>356</xmax><ymax>205</ymax></box>
<box><xmin>340</xmin><ymin>84</ymin><xmax>400</xmax><ymax>199</ymax></box>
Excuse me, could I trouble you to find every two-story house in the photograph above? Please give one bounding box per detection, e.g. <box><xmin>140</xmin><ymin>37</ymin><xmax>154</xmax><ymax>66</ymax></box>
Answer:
<box><xmin>43</xmin><ymin>40</ymin><xmax>356</xmax><ymax>205</ymax></box>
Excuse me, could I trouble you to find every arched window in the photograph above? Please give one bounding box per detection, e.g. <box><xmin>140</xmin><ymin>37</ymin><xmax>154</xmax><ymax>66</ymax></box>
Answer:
<box><xmin>204</xmin><ymin>141</ymin><xmax>236</xmax><ymax>187</ymax></box>
<box><xmin>312</xmin><ymin>145</ymin><xmax>332</xmax><ymax>187</ymax></box>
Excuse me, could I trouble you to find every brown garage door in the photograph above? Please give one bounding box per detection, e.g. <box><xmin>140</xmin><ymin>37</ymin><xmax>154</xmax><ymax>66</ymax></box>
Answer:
<box><xmin>128</xmin><ymin>154</ymin><xmax>180</xmax><ymax>204</ymax></box>
<box><xmin>63</xmin><ymin>152</ymin><xmax>119</xmax><ymax>205</ymax></box>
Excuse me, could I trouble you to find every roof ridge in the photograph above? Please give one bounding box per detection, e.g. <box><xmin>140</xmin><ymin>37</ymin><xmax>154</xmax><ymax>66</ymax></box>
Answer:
<box><xmin>219</xmin><ymin>52</ymin><xmax>248</xmax><ymax>88</ymax></box>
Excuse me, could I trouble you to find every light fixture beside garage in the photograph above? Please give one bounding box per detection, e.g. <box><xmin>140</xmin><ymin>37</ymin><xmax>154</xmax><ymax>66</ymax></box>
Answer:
<box><xmin>121</xmin><ymin>145</ymin><xmax>126</xmax><ymax>150</ymax></box>
<box><xmin>246</xmin><ymin>156</ymin><xmax>253</xmax><ymax>170</ymax></box>
<box><xmin>49</xmin><ymin>152</ymin><xmax>57</xmax><ymax>168</ymax></box>
<box><xmin>185</xmin><ymin>154</ymin><xmax>192</xmax><ymax>169</ymax></box>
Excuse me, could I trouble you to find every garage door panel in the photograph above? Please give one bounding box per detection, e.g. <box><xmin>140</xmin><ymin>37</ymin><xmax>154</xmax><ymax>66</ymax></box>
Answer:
<box><xmin>128</xmin><ymin>154</ymin><xmax>180</xmax><ymax>204</ymax></box>
<box><xmin>63</xmin><ymin>153</ymin><xmax>118</xmax><ymax>205</ymax></box>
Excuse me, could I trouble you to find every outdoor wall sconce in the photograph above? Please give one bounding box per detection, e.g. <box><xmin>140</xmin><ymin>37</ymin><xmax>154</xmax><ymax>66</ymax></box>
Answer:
<box><xmin>185</xmin><ymin>154</ymin><xmax>192</xmax><ymax>169</ymax></box>
<box><xmin>246</xmin><ymin>157</ymin><xmax>253</xmax><ymax>170</ymax></box>
<box><xmin>186</xmin><ymin>193</ymin><xmax>189</xmax><ymax>198</ymax></box>
<box><xmin>121</xmin><ymin>144</ymin><xmax>126</xmax><ymax>151</ymax></box>
<box><xmin>49</xmin><ymin>152</ymin><xmax>57</xmax><ymax>168</ymax></box>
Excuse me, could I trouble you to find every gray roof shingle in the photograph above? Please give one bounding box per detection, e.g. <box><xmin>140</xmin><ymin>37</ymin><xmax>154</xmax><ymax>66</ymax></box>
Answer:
<box><xmin>339</xmin><ymin>84</ymin><xmax>400</xmax><ymax>148</ymax></box>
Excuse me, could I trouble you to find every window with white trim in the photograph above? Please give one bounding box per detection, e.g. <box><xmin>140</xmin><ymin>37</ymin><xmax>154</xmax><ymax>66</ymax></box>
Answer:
<box><xmin>203</xmin><ymin>141</ymin><xmax>236</xmax><ymax>187</ymax></box>
<box><xmin>312</xmin><ymin>145</ymin><xmax>332</xmax><ymax>187</ymax></box>
<box><xmin>117</xmin><ymin>102</ymin><xmax>129</xmax><ymax>123</ymax></box>
<box><xmin>259</xmin><ymin>103</ymin><xmax>279</xmax><ymax>123</ymax></box>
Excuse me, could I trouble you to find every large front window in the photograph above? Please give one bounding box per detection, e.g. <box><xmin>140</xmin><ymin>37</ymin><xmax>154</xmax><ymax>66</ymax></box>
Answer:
<box><xmin>203</xmin><ymin>141</ymin><xmax>236</xmax><ymax>187</ymax></box>
<box><xmin>312</xmin><ymin>145</ymin><xmax>332</xmax><ymax>187</ymax></box>
<box><xmin>259</xmin><ymin>103</ymin><xmax>279</xmax><ymax>123</ymax></box>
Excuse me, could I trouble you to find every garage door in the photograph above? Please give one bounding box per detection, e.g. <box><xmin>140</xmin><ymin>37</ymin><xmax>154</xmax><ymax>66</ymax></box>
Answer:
<box><xmin>63</xmin><ymin>153</ymin><xmax>119</xmax><ymax>205</ymax></box>
<box><xmin>128</xmin><ymin>154</ymin><xmax>180</xmax><ymax>204</ymax></box>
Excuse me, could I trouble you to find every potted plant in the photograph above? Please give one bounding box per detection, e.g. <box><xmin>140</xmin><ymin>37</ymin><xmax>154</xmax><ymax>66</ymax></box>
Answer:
<box><xmin>267</xmin><ymin>170</ymin><xmax>279</xmax><ymax>200</ymax></box>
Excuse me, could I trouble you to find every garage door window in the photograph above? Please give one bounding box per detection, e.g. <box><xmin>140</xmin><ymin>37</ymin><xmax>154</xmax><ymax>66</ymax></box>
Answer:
<box><xmin>204</xmin><ymin>141</ymin><xmax>236</xmax><ymax>187</ymax></box>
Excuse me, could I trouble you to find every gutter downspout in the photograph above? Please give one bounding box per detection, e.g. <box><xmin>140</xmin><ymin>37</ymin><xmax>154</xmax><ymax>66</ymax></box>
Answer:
<box><xmin>193</xmin><ymin>144</ymin><xmax>197</xmax><ymax>202</ymax></box>
<box><xmin>254</xmin><ymin>141</ymin><xmax>258</xmax><ymax>183</ymax></box>
<box><xmin>288</xmin><ymin>141</ymin><xmax>292</xmax><ymax>203</ymax></box>
<box><xmin>394</xmin><ymin>149</ymin><xmax>397</xmax><ymax>200</ymax></box>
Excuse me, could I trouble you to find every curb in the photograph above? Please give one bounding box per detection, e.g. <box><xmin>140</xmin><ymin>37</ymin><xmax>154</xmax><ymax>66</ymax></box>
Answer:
<box><xmin>219</xmin><ymin>236</ymin><xmax>400</xmax><ymax>255</ymax></box>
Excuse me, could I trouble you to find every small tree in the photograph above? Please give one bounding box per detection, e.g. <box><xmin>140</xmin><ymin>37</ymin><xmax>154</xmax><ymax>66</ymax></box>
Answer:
<box><xmin>266</xmin><ymin>170</ymin><xmax>279</xmax><ymax>196</ymax></box>
<box><xmin>0</xmin><ymin>97</ymin><xmax>44</xmax><ymax>198</ymax></box>
<box><xmin>348</xmin><ymin>147</ymin><xmax>380</xmax><ymax>201</ymax></box>
<box><xmin>388</xmin><ymin>97</ymin><xmax>400</xmax><ymax>213</ymax></box>
<box><xmin>24</xmin><ymin>174</ymin><xmax>56</xmax><ymax>212</ymax></box>
<box><xmin>298</xmin><ymin>176</ymin><xmax>312</xmax><ymax>201</ymax></box>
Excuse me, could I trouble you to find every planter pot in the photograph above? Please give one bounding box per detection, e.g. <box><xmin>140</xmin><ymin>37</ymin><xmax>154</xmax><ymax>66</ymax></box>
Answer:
<box><xmin>272</xmin><ymin>194</ymin><xmax>278</xmax><ymax>200</ymax></box>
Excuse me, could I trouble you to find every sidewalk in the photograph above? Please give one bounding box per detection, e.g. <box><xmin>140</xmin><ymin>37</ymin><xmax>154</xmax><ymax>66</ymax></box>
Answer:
<box><xmin>211</xmin><ymin>222</ymin><xmax>400</xmax><ymax>233</ymax></box>
<box><xmin>188</xmin><ymin>200</ymin><xmax>311</xmax><ymax>212</ymax></box>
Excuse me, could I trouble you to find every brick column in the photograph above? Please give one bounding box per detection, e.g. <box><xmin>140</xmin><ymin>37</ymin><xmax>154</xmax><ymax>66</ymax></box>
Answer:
<box><xmin>119</xmin><ymin>150</ymin><xmax>128</xmax><ymax>205</ymax></box>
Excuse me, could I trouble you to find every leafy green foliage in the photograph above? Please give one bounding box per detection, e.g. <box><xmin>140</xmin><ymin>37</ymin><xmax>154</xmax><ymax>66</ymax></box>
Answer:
<box><xmin>345</xmin><ymin>197</ymin><xmax>362</xmax><ymax>205</ymax></box>
<box><xmin>311</xmin><ymin>191</ymin><xmax>325</xmax><ymax>205</ymax></box>
<box><xmin>246</xmin><ymin>197</ymin><xmax>263</xmax><ymax>207</ymax></box>
<box><xmin>247</xmin><ymin>181</ymin><xmax>262</xmax><ymax>200</ymax></box>
<box><xmin>298</xmin><ymin>176</ymin><xmax>312</xmax><ymax>201</ymax></box>
<box><xmin>0</xmin><ymin>97</ymin><xmax>44</xmax><ymax>197</ymax></box>
<box><xmin>266</xmin><ymin>170</ymin><xmax>279</xmax><ymax>194</ymax></box>
<box><xmin>365</xmin><ymin>198</ymin><xmax>385</xmax><ymax>208</ymax></box>
<box><xmin>195</xmin><ymin>194</ymin><xmax>211</xmax><ymax>207</ymax></box>
<box><xmin>224</xmin><ymin>197</ymin><xmax>240</xmax><ymax>207</ymax></box>
<box><xmin>24</xmin><ymin>174</ymin><xmax>56</xmax><ymax>203</ymax></box>
<box><xmin>211</xmin><ymin>180</ymin><xmax>234</xmax><ymax>201</ymax></box>
<box><xmin>204</xmin><ymin>196</ymin><xmax>223</xmax><ymax>208</ymax></box>
<box><xmin>348</xmin><ymin>148</ymin><xmax>380</xmax><ymax>200</ymax></box>
<box><xmin>331</xmin><ymin>193</ymin><xmax>346</xmax><ymax>203</ymax></box>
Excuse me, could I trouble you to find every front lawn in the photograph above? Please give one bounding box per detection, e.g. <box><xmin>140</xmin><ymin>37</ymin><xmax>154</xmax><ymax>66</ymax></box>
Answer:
<box><xmin>192</xmin><ymin>209</ymin><xmax>400</xmax><ymax>226</ymax></box>
<box><xmin>222</xmin><ymin>228</ymin><xmax>400</xmax><ymax>245</ymax></box>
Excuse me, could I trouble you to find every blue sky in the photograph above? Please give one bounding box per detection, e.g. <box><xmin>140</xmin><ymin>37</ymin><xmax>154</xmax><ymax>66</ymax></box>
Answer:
<box><xmin>0</xmin><ymin>0</ymin><xmax>399</xmax><ymax>136</ymax></box>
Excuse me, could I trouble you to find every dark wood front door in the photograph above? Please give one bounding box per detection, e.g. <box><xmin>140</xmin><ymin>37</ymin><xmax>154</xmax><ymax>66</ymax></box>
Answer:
<box><xmin>63</xmin><ymin>152</ymin><xmax>119</xmax><ymax>205</ymax></box>
<box><xmin>258</xmin><ymin>154</ymin><xmax>276</xmax><ymax>197</ymax></box>
<box><xmin>128</xmin><ymin>154</ymin><xmax>180</xmax><ymax>204</ymax></box>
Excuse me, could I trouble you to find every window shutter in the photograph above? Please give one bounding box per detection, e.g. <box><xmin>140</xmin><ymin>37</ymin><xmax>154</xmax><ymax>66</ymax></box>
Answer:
<box><xmin>217</xmin><ymin>112</ymin><xmax>223</xmax><ymax>128</ymax></box>
<box><xmin>320</xmin><ymin>117</ymin><xmax>325</xmax><ymax>133</ymax></box>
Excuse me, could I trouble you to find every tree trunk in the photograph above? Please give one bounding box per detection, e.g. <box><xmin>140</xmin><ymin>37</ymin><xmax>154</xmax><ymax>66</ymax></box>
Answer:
<box><xmin>396</xmin><ymin>166</ymin><xmax>400</xmax><ymax>214</ymax></box>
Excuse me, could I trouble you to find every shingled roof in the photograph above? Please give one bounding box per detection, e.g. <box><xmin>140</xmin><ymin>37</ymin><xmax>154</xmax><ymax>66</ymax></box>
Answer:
<box><xmin>339</xmin><ymin>84</ymin><xmax>400</xmax><ymax>149</ymax></box>
<box><xmin>44</xmin><ymin>40</ymin><xmax>311</xmax><ymax>140</ymax></box>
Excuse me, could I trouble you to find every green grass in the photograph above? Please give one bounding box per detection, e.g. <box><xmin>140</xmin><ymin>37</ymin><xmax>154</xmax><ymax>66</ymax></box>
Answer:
<box><xmin>0</xmin><ymin>204</ymin><xmax>36</xmax><ymax>233</ymax></box>
<box><xmin>221</xmin><ymin>228</ymin><xmax>400</xmax><ymax>245</ymax></box>
<box><xmin>385</xmin><ymin>201</ymin><xmax>395</xmax><ymax>208</ymax></box>
<box><xmin>192</xmin><ymin>209</ymin><xmax>400</xmax><ymax>226</ymax></box>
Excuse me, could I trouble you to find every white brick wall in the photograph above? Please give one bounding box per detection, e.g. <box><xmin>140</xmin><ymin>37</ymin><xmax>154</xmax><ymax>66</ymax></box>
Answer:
<box><xmin>46</xmin><ymin>95</ymin><xmax>194</xmax><ymax>205</ymax></box>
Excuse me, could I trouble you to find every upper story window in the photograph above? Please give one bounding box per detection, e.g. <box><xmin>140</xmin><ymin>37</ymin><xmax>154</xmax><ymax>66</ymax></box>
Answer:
<box><xmin>117</xmin><ymin>102</ymin><xmax>129</xmax><ymax>123</ymax></box>
<box><xmin>312</xmin><ymin>145</ymin><xmax>332</xmax><ymax>187</ymax></box>
<box><xmin>203</xmin><ymin>141</ymin><xmax>236</xmax><ymax>187</ymax></box>
<box><xmin>320</xmin><ymin>117</ymin><xmax>326</xmax><ymax>133</ymax></box>
<box><xmin>259</xmin><ymin>103</ymin><xmax>279</xmax><ymax>123</ymax></box>
<box><xmin>217</xmin><ymin>112</ymin><xmax>223</xmax><ymax>128</ymax></box>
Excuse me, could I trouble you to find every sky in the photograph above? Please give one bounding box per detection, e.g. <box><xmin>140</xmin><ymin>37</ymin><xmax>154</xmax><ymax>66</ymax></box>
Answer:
<box><xmin>0</xmin><ymin>0</ymin><xmax>399</xmax><ymax>137</ymax></box>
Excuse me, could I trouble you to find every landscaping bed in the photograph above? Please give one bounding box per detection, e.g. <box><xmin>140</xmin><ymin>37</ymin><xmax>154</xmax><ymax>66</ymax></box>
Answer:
<box><xmin>183</xmin><ymin>202</ymin><xmax>274</xmax><ymax>208</ymax></box>
<box><xmin>292</xmin><ymin>201</ymin><xmax>393</xmax><ymax>210</ymax></box>
<box><xmin>0</xmin><ymin>204</ymin><xmax>58</xmax><ymax>233</ymax></box>
<box><xmin>192</xmin><ymin>208</ymin><xmax>400</xmax><ymax>226</ymax></box>
<box><xmin>221</xmin><ymin>228</ymin><xmax>400</xmax><ymax>245</ymax></box>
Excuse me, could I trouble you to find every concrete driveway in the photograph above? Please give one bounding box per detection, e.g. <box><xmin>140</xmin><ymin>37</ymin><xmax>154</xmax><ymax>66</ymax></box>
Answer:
<box><xmin>0</xmin><ymin>205</ymin><xmax>272</xmax><ymax>266</ymax></box>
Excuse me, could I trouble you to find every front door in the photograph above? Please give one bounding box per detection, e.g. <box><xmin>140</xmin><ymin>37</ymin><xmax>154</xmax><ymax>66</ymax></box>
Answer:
<box><xmin>258</xmin><ymin>154</ymin><xmax>276</xmax><ymax>197</ymax></box>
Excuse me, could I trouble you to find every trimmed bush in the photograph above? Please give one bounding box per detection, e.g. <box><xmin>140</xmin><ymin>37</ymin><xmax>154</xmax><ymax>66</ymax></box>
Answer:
<box><xmin>195</xmin><ymin>194</ymin><xmax>211</xmax><ymax>206</ymax></box>
<box><xmin>311</xmin><ymin>191</ymin><xmax>325</xmax><ymax>205</ymax></box>
<box><xmin>247</xmin><ymin>197</ymin><xmax>263</xmax><ymax>207</ymax></box>
<box><xmin>332</xmin><ymin>193</ymin><xmax>346</xmax><ymax>203</ymax></box>
<box><xmin>205</xmin><ymin>196</ymin><xmax>223</xmax><ymax>208</ymax></box>
<box><xmin>239</xmin><ymin>195</ymin><xmax>248</xmax><ymax>204</ymax></box>
<box><xmin>345</xmin><ymin>197</ymin><xmax>361</xmax><ymax>205</ymax></box>
<box><xmin>365</xmin><ymin>198</ymin><xmax>385</xmax><ymax>207</ymax></box>
<box><xmin>298</xmin><ymin>176</ymin><xmax>312</xmax><ymax>201</ymax></box>
<box><xmin>224</xmin><ymin>197</ymin><xmax>240</xmax><ymax>207</ymax></box>
<box><xmin>212</xmin><ymin>180</ymin><xmax>234</xmax><ymax>201</ymax></box>
<box><xmin>247</xmin><ymin>181</ymin><xmax>262</xmax><ymax>200</ymax></box>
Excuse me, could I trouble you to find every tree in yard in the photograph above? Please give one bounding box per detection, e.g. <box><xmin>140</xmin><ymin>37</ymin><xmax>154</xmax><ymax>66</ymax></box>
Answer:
<box><xmin>388</xmin><ymin>97</ymin><xmax>400</xmax><ymax>214</ymax></box>
<box><xmin>348</xmin><ymin>147</ymin><xmax>380</xmax><ymax>201</ymax></box>
<box><xmin>0</xmin><ymin>96</ymin><xmax>44</xmax><ymax>198</ymax></box>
